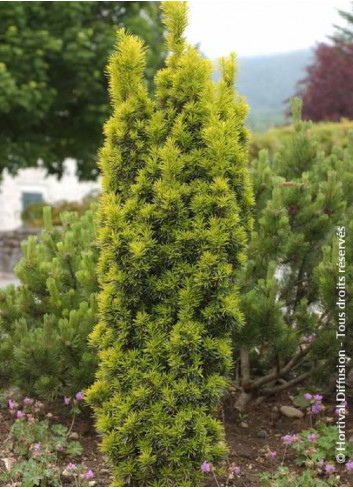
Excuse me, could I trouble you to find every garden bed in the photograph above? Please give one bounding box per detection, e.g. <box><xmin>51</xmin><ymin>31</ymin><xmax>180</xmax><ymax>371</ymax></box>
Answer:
<box><xmin>1</xmin><ymin>388</ymin><xmax>352</xmax><ymax>487</ymax></box>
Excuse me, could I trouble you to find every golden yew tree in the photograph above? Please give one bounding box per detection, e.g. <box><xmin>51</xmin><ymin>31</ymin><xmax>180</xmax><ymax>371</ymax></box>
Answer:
<box><xmin>87</xmin><ymin>2</ymin><xmax>253</xmax><ymax>485</ymax></box>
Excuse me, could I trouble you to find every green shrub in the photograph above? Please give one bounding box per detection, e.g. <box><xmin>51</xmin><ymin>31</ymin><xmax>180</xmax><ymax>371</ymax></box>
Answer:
<box><xmin>86</xmin><ymin>2</ymin><xmax>253</xmax><ymax>486</ymax></box>
<box><xmin>0</xmin><ymin>207</ymin><xmax>98</xmax><ymax>399</ymax></box>
<box><xmin>234</xmin><ymin>101</ymin><xmax>353</xmax><ymax>409</ymax></box>
<box><xmin>315</xmin><ymin>216</ymin><xmax>353</xmax><ymax>383</ymax></box>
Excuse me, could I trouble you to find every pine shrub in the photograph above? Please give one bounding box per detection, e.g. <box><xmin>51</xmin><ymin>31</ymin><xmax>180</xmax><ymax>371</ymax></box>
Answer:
<box><xmin>314</xmin><ymin>138</ymin><xmax>353</xmax><ymax>382</ymax></box>
<box><xmin>86</xmin><ymin>2</ymin><xmax>253</xmax><ymax>486</ymax></box>
<box><xmin>234</xmin><ymin>101</ymin><xmax>353</xmax><ymax>403</ymax></box>
<box><xmin>0</xmin><ymin>207</ymin><xmax>98</xmax><ymax>398</ymax></box>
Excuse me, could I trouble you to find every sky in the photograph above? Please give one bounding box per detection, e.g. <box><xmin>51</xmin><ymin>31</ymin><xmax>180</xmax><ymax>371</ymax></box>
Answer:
<box><xmin>186</xmin><ymin>0</ymin><xmax>352</xmax><ymax>58</ymax></box>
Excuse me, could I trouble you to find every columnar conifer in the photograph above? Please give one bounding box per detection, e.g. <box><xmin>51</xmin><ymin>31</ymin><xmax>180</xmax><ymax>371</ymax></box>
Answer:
<box><xmin>86</xmin><ymin>2</ymin><xmax>253</xmax><ymax>486</ymax></box>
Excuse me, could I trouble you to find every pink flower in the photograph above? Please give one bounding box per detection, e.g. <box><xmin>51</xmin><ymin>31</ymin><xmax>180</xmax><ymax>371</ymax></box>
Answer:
<box><xmin>307</xmin><ymin>334</ymin><xmax>315</xmax><ymax>343</ymax></box>
<box><xmin>233</xmin><ymin>465</ymin><xmax>241</xmax><ymax>475</ymax></box>
<box><xmin>75</xmin><ymin>392</ymin><xmax>84</xmax><ymax>401</ymax></box>
<box><xmin>334</xmin><ymin>408</ymin><xmax>340</xmax><ymax>416</ymax></box>
<box><xmin>282</xmin><ymin>434</ymin><xmax>297</xmax><ymax>445</ymax></box>
<box><xmin>23</xmin><ymin>397</ymin><xmax>32</xmax><ymax>405</ymax></box>
<box><xmin>307</xmin><ymin>433</ymin><xmax>319</xmax><ymax>443</ymax></box>
<box><xmin>313</xmin><ymin>394</ymin><xmax>323</xmax><ymax>402</ymax></box>
<box><xmin>269</xmin><ymin>450</ymin><xmax>277</xmax><ymax>459</ymax></box>
<box><xmin>8</xmin><ymin>400</ymin><xmax>15</xmax><ymax>410</ymax></box>
<box><xmin>346</xmin><ymin>460</ymin><xmax>353</xmax><ymax>471</ymax></box>
<box><xmin>311</xmin><ymin>403</ymin><xmax>322</xmax><ymax>414</ymax></box>
<box><xmin>304</xmin><ymin>393</ymin><xmax>312</xmax><ymax>401</ymax></box>
<box><xmin>302</xmin><ymin>334</ymin><xmax>315</xmax><ymax>343</ymax></box>
<box><xmin>64</xmin><ymin>396</ymin><xmax>71</xmax><ymax>406</ymax></box>
<box><xmin>16</xmin><ymin>410</ymin><xmax>24</xmax><ymax>419</ymax></box>
<box><xmin>67</xmin><ymin>463</ymin><xmax>77</xmax><ymax>471</ymax></box>
<box><xmin>85</xmin><ymin>470</ymin><xmax>94</xmax><ymax>480</ymax></box>
<box><xmin>34</xmin><ymin>443</ymin><xmax>41</xmax><ymax>452</ymax></box>
<box><xmin>56</xmin><ymin>444</ymin><xmax>64</xmax><ymax>452</ymax></box>
<box><xmin>325</xmin><ymin>464</ymin><xmax>335</xmax><ymax>474</ymax></box>
<box><xmin>201</xmin><ymin>461</ymin><xmax>211</xmax><ymax>473</ymax></box>
<box><xmin>34</xmin><ymin>401</ymin><xmax>44</xmax><ymax>409</ymax></box>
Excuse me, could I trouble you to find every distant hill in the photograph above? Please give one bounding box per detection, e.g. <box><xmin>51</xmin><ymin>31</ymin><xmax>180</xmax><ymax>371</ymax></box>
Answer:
<box><xmin>235</xmin><ymin>49</ymin><xmax>313</xmax><ymax>132</ymax></box>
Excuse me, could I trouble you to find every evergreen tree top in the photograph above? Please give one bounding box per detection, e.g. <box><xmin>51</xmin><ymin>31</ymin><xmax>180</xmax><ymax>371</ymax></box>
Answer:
<box><xmin>161</xmin><ymin>1</ymin><xmax>188</xmax><ymax>55</ymax></box>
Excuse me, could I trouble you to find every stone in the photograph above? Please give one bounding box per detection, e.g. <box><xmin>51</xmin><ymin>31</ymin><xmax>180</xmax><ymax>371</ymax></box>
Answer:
<box><xmin>256</xmin><ymin>430</ymin><xmax>267</xmax><ymax>439</ymax></box>
<box><xmin>1</xmin><ymin>458</ymin><xmax>16</xmax><ymax>472</ymax></box>
<box><xmin>240</xmin><ymin>422</ymin><xmax>249</xmax><ymax>428</ymax></box>
<box><xmin>68</xmin><ymin>432</ymin><xmax>79</xmax><ymax>440</ymax></box>
<box><xmin>280</xmin><ymin>405</ymin><xmax>304</xmax><ymax>419</ymax></box>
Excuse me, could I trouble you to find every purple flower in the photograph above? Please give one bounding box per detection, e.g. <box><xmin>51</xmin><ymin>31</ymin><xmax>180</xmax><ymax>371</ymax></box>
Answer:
<box><xmin>75</xmin><ymin>392</ymin><xmax>84</xmax><ymax>402</ymax></box>
<box><xmin>56</xmin><ymin>444</ymin><xmax>64</xmax><ymax>452</ymax></box>
<box><xmin>233</xmin><ymin>465</ymin><xmax>241</xmax><ymax>475</ymax></box>
<box><xmin>346</xmin><ymin>460</ymin><xmax>353</xmax><ymax>471</ymax></box>
<box><xmin>85</xmin><ymin>470</ymin><xmax>94</xmax><ymax>480</ymax></box>
<box><xmin>269</xmin><ymin>450</ymin><xmax>277</xmax><ymax>459</ymax></box>
<box><xmin>307</xmin><ymin>334</ymin><xmax>315</xmax><ymax>343</ymax></box>
<box><xmin>304</xmin><ymin>393</ymin><xmax>312</xmax><ymax>401</ymax></box>
<box><xmin>282</xmin><ymin>434</ymin><xmax>297</xmax><ymax>445</ymax></box>
<box><xmin>313</xmin><ymin>394</ymin><xmax>323</xmax><ymax>402</ymax></box>
<box><xmin>67</xmin><ymin>463</ymin><xmax>78</xmax><ymax>471</ymax></box>
<box><xmin>334</xmin><ymin>408</ymin><xmax>340</xmax><ymax>416</ymax></box>
<box><xmin>311</xmin><ymin>403</ymin><xmax>322</xmax><ymax>414</ymax></box>
<box><xmin>8</xmin><ymin>400</ymin><xmax>15</xmax><ymax>410</ymax></box>
<box><xmin>34</xmin><ymin>443</ymin><xmax>41</xmax><ymax>452</ymax></box>
<box><xmin>16</xmin><ymin>410</ymin><xmax>24</xmax><ymax>419</ymax></box>
<box><xmin>307</xmin><ymin>433</ymin><xmax>319</xmax><ymax>443</ymax></box>
<box><xmin>23</xmin><ymin>397</ymin><xmax>32</xmax><ymax>405</ymax></box>
<box><xmin>325</xmin><ymin>464</ymin><xmax>335</xmax><ymax>474</ymax></box>
<box><xmin>64</xmin><ymin>396</ymin><xmax>71</xmax><ymax>406</ymax></box>
<box><xmin>201</xmin><ymin>461</ymin><xmax>211</xmax><ymax>473</ymax></box>
<box><xmin>34</xmin><ymin>401</ymin><xmax>43</xmax><ymax>409</ymax></box>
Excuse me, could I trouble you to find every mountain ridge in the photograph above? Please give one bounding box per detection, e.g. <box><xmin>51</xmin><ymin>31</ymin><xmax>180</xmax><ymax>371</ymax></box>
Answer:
<box><xmin>233</xmin><ymin>49</ymin><xmax>313</xmax><ymax>132</ymax></box>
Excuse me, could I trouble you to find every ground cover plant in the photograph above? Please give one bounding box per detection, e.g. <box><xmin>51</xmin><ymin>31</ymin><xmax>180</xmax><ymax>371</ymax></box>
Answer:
<box><xmin>0</xmin><ymin>394</ymin><xmax>97</xmax><ymax>487</ymax></box>
<box><xmin>1</xmin><ymin>389</ymin><xmax>352</xmax><ymax>487</ymax></box>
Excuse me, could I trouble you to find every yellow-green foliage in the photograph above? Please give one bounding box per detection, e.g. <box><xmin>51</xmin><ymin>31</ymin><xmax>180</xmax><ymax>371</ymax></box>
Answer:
<box><xmin>86</xmin><ymin>2</ymin><xmax>253</xmax><ymax>486</ymax></box>
<box><xmin>250</xmin><ymin>119</ymin><xmax>353</xmax><ymax>160</ymax></box>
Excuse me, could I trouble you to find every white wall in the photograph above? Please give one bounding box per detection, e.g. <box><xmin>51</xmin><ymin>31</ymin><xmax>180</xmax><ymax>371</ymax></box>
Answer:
<box><xmin>0</xmin><ymin>159</ymin><xmax>100</xmax><ymax>231</ymax></box>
